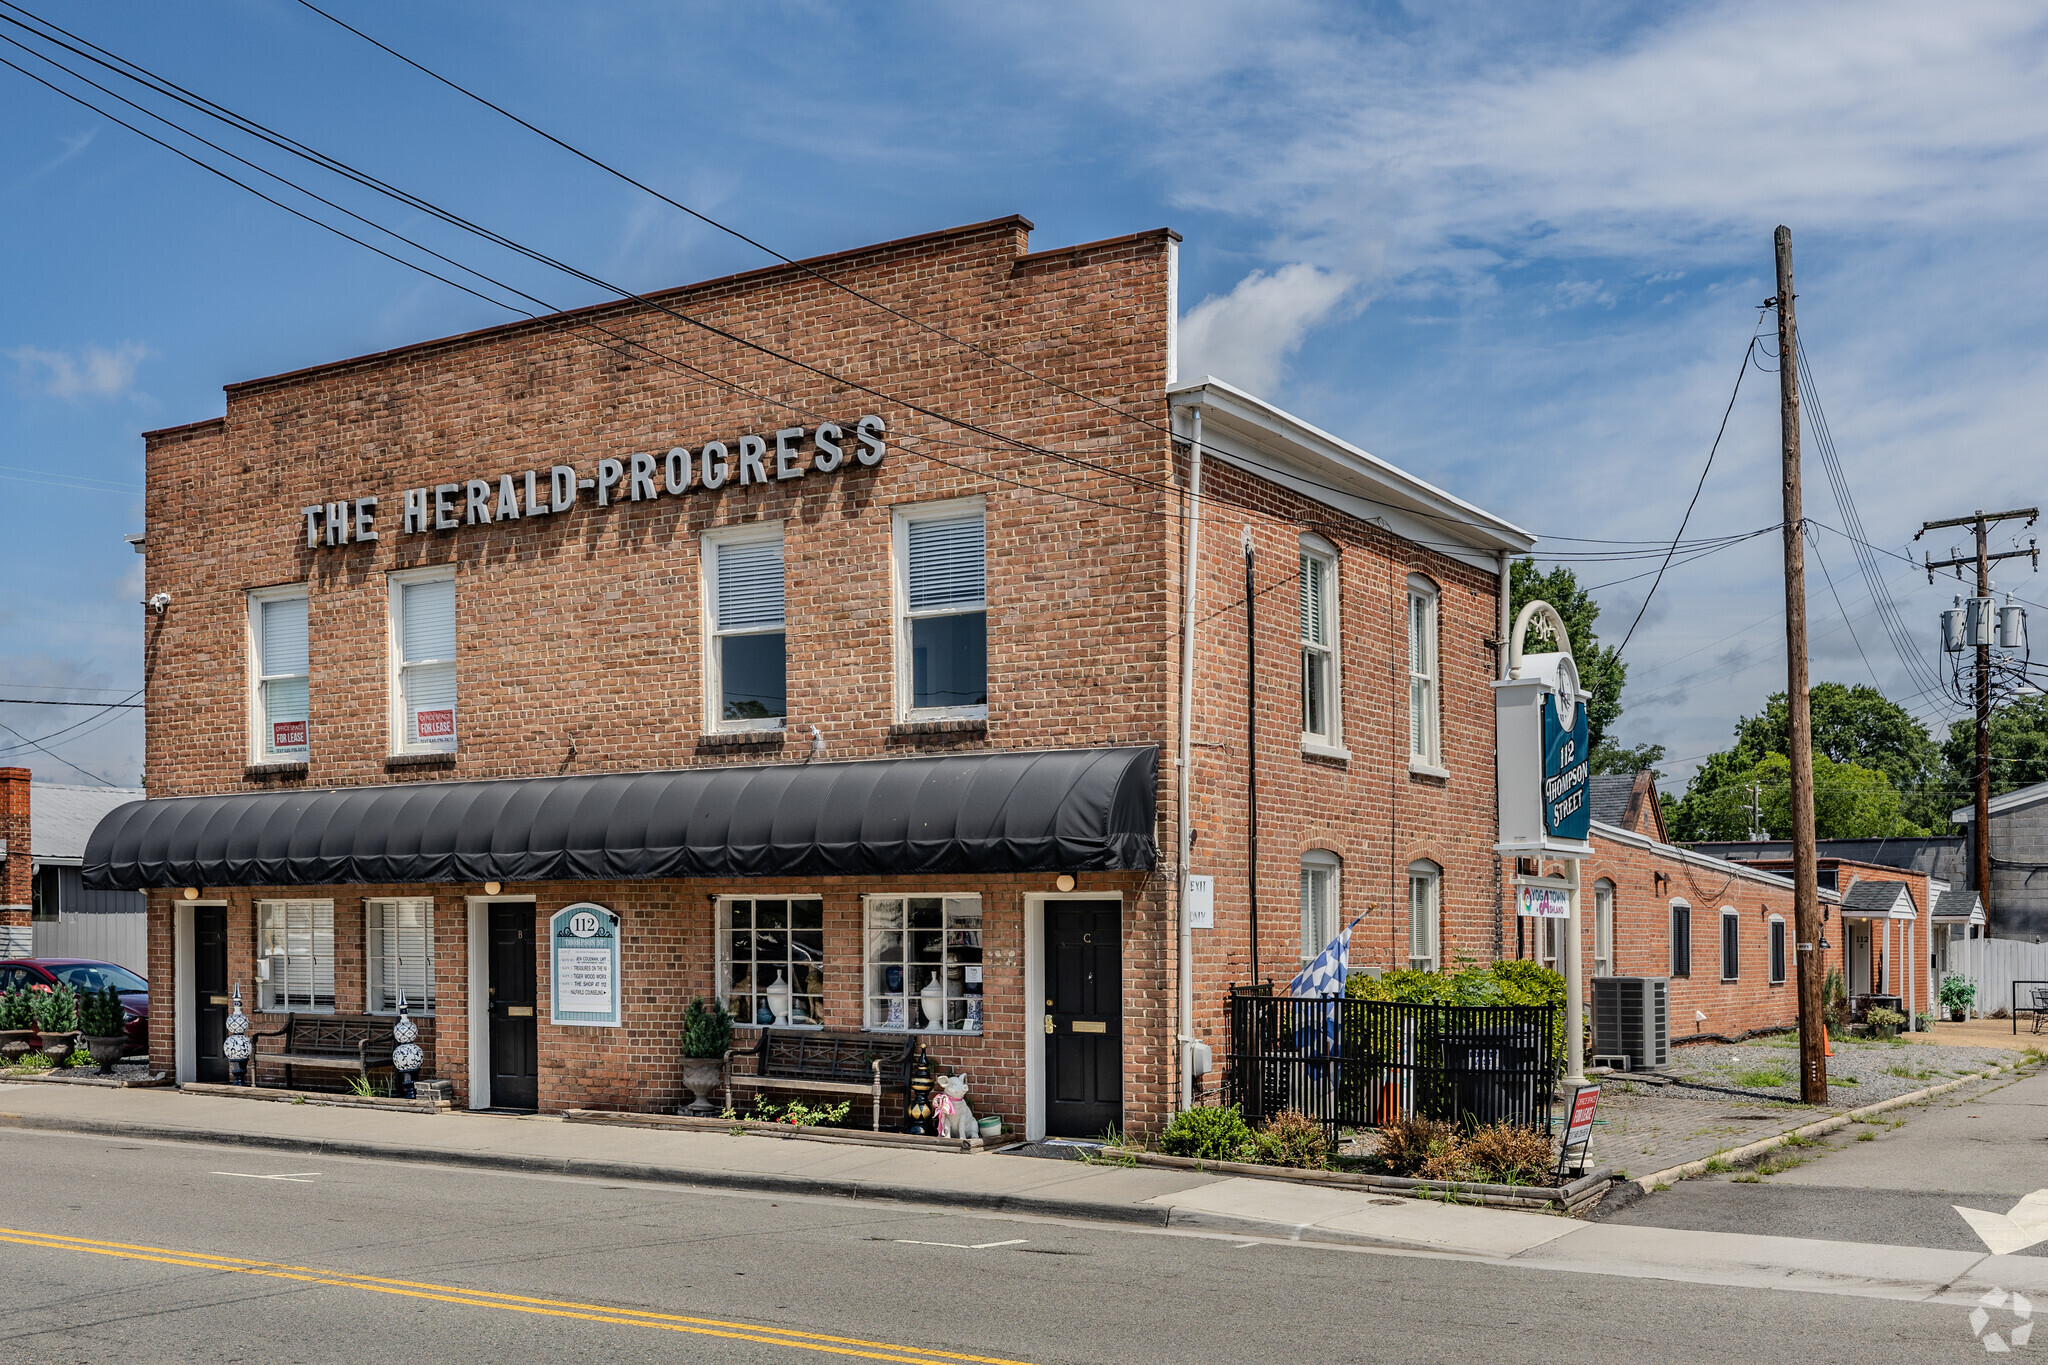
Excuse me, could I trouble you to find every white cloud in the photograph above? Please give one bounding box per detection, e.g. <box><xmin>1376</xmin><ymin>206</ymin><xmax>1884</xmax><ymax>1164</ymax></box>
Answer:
<box><xmin>1178</xmin><ymin>263</ymin><xmax>1353</xmax><ymax>394</ymax></box>
<box><xmin>7</xmin><ymin>341</ymin><xmax>154</xmax><ymax>401</ymax></box>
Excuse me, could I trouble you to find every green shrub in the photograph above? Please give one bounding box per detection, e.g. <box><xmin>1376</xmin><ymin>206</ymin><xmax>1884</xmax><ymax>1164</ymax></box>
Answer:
<box><xmin>1347</xmin><ymin>960</ymin><xmax>1569</xmax><ymax>1069</ymax></box>
<box><xmin>681</xmin><ymin>997</ymin><xmax>734</xmax><ymax>1059</ymax></box>
<box><xmin>1822</xmin><ymin>969</ymin><xmax>1848</xmax><ymax>1033</ymax></box>
<box><xmin>79</xmin><ymin>986</ymin><xmax>125</xmax><ymax>1038</ymax></box>
<box><xmin>31</xmin><ymin>983</ymin><xmax>77</xmax><ymax>1034</ymax></box>
<box><xmin>1244</xmin><ymin>1110</ymin><xmax>1331</xmax><ymax>1169</ymax></box>
<box><xmin>1158</xmin><ymin>1103</ymin><xmax>1255</xmax><ymax>1160</ymax></box>
<box><xmin>1938</xmin><ymin>975</ymin><xmax>1977</xmax><ymax>1015</ymax></box>
<box><xmin>1865</xmin><ymin>1006</ymin><xmax>1906</xmax><ymax>1040</ymax></box>
<box><xmin>0</xmin><ymin>987</ymin><xmax>33</xmax><ymax>1031</ymax></box>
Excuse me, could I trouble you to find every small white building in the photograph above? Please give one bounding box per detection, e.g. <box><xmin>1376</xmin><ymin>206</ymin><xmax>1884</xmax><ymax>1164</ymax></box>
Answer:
<box><xmin>29</xmin><ymin>784</ymin><xmax>146</xmax><ymax>972</ymax></box>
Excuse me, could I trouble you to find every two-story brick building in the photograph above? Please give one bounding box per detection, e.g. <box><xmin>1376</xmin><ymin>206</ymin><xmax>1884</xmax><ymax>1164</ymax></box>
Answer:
<box><xmin>85</xmin><ymin>216</ymin><xmax>1530</xmax><ymax>1136</ymax></box>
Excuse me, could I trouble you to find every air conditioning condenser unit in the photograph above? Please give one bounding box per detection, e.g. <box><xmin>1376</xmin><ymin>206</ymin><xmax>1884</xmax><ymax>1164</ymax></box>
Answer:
<box><xmin>1592</xmin><ymin>976</ymin><xmax>1669</xmax><ymax>1071</ymax></box>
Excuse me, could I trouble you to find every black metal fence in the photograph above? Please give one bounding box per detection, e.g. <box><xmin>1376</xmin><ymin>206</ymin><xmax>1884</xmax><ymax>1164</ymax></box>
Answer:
<box><xmin>1224</xmin><ymin>988</ymin><xmax>1557</xmax><ymax>1131</ymax></box>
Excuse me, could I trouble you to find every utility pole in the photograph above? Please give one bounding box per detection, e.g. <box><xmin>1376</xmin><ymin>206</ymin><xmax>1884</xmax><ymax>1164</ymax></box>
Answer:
<box><xmin>1917</xmin><ymin>508</ymin><xmax>2040</xmax><ymax>926</ymax></box>
<box><xmin>1770</xmin><ymin>226</ymin><xmax>1826</xmax><ymax>1106</ymax></box>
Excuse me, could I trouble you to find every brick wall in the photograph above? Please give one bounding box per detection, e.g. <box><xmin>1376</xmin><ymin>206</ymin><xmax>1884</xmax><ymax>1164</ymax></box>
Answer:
<box><xmin>0</xmin><ymin>768</ymin><xmax>28</xmax><ymax>956</ymax></box>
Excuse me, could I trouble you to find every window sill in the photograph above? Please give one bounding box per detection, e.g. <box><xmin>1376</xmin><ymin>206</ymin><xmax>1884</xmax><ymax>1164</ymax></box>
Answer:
<box><xmin>245</xmin><ymin>760</ymin><xmax>308</xmax><ymax>780</ymax></box>
<box><xmin>1407</xmin><ymin>759</ymin><xmax>1450</xmax><ymax>781</ymax></box>
<box><xmin>1300</xmin><ymin>739</ymin><xmax>1351</xmax><ymax>763</ymax></box>
<box><xmin>698</xmin><ymin>729</ymin><xmax>787</xmax><ymax>750</ymax></box>
<box><xmin>864</xmin><ymin>1026</ymin><xmax>986</xmax><ymax>1037</ymax></box>
<box><xmin>888</xmin><ymin>718</ymin><xmax>988</xmax><ymax>742</ymax></box>
<box><xmin>729</xmin><ymin>1020</ymin><xmax>824</xmax><ymax>1032</ymax></box>
<box><xmin>386</xmin><ymin>751</ymin><xmax>456</xmax><ymax>770</ymax></box>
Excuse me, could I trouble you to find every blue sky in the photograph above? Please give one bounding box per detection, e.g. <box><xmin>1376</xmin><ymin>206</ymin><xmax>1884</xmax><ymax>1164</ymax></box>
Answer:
<box><xmin>4</xmin><ymin>0</ymin><xmax>2045</xmax><ymax>793</ymax></box>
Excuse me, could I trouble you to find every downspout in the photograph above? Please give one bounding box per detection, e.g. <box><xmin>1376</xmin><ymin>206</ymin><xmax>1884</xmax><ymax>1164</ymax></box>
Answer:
<box><xmin>1176</xmin><ymin>406</ymin><xmax>1204</xmax><ymax>1113</ymax></box>
<box><xmin>1245</xmin><ymin>533</ymin><xmax>1261</xmax><ymax>987</ymax></box>
<box><xmin>1497</xmin><ymin>549</ymin><xmax>1512</xmax><ymax>963</ymax></box>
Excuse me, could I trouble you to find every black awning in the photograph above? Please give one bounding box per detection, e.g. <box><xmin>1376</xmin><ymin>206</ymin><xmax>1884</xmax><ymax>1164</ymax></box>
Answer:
<box><xmin>82</xmin><ymin>746</ymin><xmax>1157</xmax><ymax>890</ymax></box>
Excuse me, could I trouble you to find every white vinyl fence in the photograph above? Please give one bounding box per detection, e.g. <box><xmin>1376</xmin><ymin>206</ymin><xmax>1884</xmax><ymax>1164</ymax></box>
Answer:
<box><xmin>1947</xmin><ymin>938</ymin><xmax>2048</xmax><ymax>1017</ymax></box>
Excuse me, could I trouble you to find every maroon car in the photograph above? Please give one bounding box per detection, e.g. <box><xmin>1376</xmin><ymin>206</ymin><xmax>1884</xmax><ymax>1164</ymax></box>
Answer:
<box><xmin>0</xmin><ymin>958</ymin><xmax>149</xmax><ymax>1055</ymax></box>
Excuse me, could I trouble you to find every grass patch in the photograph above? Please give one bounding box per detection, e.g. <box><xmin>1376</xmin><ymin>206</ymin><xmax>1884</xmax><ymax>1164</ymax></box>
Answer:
<box><xmin>1731</xmin><ymin>1173</ymin><xmax>1762</xmax><ymax>1183</ymax></box>
<box><xmin>1830</xmin><ymin>1075</ymin><xmax>1859</xmax><ymax>1085</ymax></box>
<box><xmin>1732</xmin><ymin>1065</ymin><xmax>1794</xmax><ymax>1088</ymax></box>
<box><xmin>1703</xmin><ymin>1158</ymin><xmax>1732</xmax><ymax>1173</ymax></box>
<box><xmin>1755</xmin><ymin>1155</ymin><xmax>1807</xmax><ymax>1176</ymax></box>
<box><xmin>1856</xmin><ymin>1131</ymin><xmax>1876</xmax><ymax>1142</ymax></box>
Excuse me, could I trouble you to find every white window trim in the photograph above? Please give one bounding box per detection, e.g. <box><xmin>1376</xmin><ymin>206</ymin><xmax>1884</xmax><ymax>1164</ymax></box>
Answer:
<box><xmin>1407</xmin><ymin>574</ymin><xmax>1441</xmax><ymax>770</ymax></box>
<box><xmin>247</xmin><ymin>583</ymin><xmax>309</xmax><ymax>764</ymax></box>
<box><xmin>1720</xmin><ymin>907</ymin><xmax>1740</xmax><ymax>982</ymax></box>
<box><xmin>365</xmin><ymin>897</ymin><xmax>436</xmax><ymax>1016</ymax></box>
<box><xmin>1768</xmin><ymin>914</ymin><xmax>1788</xmax><ymax>985</ymax></box>
<box><xmin>387</xmin><ymin>563</ymin><xmax>457</xmax><ymax>755</ymax></box>
<box><xmin>256</xmin><ymin>899</ymin><xmax>336</xmax><ymax>1014</ymax></box>
<box><xmin>714</xmin><ymin>894</ymin><xmax>827</xmax><ymax>1031</ymax></box>
<box><xmin>1300</xmin><ymin>850</ymin><xmax>1341</xmax><ymax>961</ymax></box>
<box><xmin>702</xmin><ymin>521</ymin><xmax>789</xmax><ymax>734</ymax></box>
<box><xmin>1407</xmin><ymin>860</ymin><xmax>1441</xmax><ymax>973</ymax></box>
<box><xmin>1670</xmin><ymin>898</ymin><xmax>1692</xmax><ymax>978</ymax></box>
<box><xmin>1593</xmin><ymin>880</ymin><xmax>1615</xmax><ymax>978</ymax></box>
<box><xmin>1299</xmin><ymin>536</ymin><xmax>1342</xmax><ymax>753</ymax></box>
<box><xmin>861</xmin><ymin>892</ymin><xmax>986</xmax><ymax>1035</ymax></box>
<box><xmin>892</xmin><ymin>496</ymin><xmax>989</xmax><ymax>722</ymax></box>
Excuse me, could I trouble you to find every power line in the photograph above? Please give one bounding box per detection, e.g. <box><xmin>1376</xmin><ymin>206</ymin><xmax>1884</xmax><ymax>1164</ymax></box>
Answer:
<box><xmin>0</xmin><ymin>697</ymin><xmax>144</xmax><ymax>707</ymax></box>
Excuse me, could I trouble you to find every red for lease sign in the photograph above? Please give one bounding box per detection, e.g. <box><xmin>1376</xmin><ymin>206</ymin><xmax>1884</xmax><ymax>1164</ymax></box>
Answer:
<box><xmin>272</xmin><ymin>720</ymin><xmax>307</xmax><ymax>750</ymax></box>
<box><xmin>415</xmin><ymin>708</ymin><xmax>455</xmax><ymax>740</ymax></box>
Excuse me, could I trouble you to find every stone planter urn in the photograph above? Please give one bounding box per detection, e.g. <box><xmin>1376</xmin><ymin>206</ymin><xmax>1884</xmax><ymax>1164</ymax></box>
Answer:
<box><xmin>679</xmin><ymin>1057</ymin><xmax>726</xmax><ymax>1117</ymax></box>
<box><xmin>39</xmin><ymin>1031</ymin><xmax>78</xmax><ymax>1067</ymax></box>
<box><xmin>84</xmin><ymin>1035</ymin><xmax>127</xmax><ymax>1075</ymax></box>
<box><xmin>0</xmin><ymin>1030</ymin><xmax>32</xmax><ymax>1065</ymax></box>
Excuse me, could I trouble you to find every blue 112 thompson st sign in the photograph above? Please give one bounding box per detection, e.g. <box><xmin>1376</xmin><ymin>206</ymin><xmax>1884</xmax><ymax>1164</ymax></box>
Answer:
<box><xmin>1542</xmin><ymin>691</ymin><xmax>1591</xmax><ymax>842</ymax></box>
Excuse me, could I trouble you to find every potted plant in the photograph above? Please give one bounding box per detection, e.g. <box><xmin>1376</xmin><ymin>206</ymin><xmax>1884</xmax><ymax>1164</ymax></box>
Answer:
<box><xmin>32</xmin><ymin>983</ymin><xmax>79</xmax><ymax>1067</ymax></box>
<box><xmin>79</xmin><ymin>985</ymin><xmax>128</xmax><ymax>1075</ymax></box>
<box><xmin>678</xmin><ymin>997</ymin><xmax>734</xmax><ymax>1117</ymax></box>
<box><xmin>0</xmin><ymin>988</ymin><xmax>34</xmax><ymax>1064</ymax></box>
<box><xmin>1939</xmin><ymin>974</ymin><xmax>1978</xmax><ymax>1024</ymax></box>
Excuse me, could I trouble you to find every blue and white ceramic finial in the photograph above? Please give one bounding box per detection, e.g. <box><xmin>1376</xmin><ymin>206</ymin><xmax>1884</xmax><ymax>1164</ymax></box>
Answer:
<box><xmin>391</xmin><ymin>993</ymin><xmax>425</xmax><ymax>1096</ymax></box>
<box><xmin>222</xmin><ymin>983</ymin><xmax>252</xmax><ymax>1084</ymax></box>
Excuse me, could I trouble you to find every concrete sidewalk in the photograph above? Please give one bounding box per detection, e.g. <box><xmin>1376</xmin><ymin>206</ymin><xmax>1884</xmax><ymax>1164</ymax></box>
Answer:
<box><xmin>10</xmin><ymin>1079</ymin><xmax>2048</xmax><ymax>1313</ymax></box>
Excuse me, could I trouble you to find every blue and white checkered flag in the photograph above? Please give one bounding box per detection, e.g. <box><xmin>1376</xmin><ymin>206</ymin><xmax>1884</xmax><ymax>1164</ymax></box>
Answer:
<box><xmin>1288</xmin><ymin>917</ymin><xmax>1360</xmax><ymax>999</ymax></box>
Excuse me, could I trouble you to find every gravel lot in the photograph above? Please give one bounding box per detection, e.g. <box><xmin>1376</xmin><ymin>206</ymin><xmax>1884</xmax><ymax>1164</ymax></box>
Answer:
<box><xmin>1650</xmin><ymin>1032</ymin><xmax>2025</xmax><ymax>1106</ymax></box>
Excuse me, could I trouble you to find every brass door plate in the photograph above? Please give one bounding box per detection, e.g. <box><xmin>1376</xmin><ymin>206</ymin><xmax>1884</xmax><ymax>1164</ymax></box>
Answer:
<box><xmin>208</xmin><ymin>995</ymin><xmax>230</xmax><ymax>1005</ymax></box>
<box><xmin>506</xmin><ymin>1005</ymin><xmax>534</xmax><ymax>1017</ymax></box>
<box><xmin>1072</xmin><ymin>1020</ymin><xmax>1107</xmax><ymax>1034</ymax></box>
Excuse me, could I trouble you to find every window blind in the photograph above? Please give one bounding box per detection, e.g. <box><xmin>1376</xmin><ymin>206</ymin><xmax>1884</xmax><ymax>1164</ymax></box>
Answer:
<box><xmin>368</xmin><ymin>898</ymin><xmax>434</xmax><ymax>1012</ymax></box>
<box><xmin>401</xmin><ymin>578</ymin><xmax>456</xmax><ymax>663</ymax></box>
<box><xmin>907</xmin><ymin>514</ymin><xmax>985</xmax><ymax>611</ymax></box>
<box><xmin>259</xmin><ymin>900</ymin><xmax>334</xmax><ymax>1011</ymax></box>
<box><xmin>716</xmin><ymin>537</ymin><xmax>786</xmax><ymax>631</ymax></box>
<box><xmin>260</xmin><ymin>596</ymin><xmax>309</xmax><ymax>678</ymax></box>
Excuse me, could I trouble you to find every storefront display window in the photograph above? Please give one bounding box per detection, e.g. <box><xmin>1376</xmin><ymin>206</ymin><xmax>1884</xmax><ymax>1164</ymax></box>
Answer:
<box><xmin>717</xmin><ymin>897</ymin><xmax>824</xmax><ymax>1028</ymax></box>
<box><xmin>865</xmin><ymin>895</ymin><xmax>982</xmax><ymax>1033</ymax></box>
<box><xmin>258</xmin><ymin>899</ymin><xmax>335</xmax><ymax>1011</ymax></box>
<box><xmin>366</xmin><ymin>897</ymin><xmax>435</xmax><ymax>1013</ymax></box>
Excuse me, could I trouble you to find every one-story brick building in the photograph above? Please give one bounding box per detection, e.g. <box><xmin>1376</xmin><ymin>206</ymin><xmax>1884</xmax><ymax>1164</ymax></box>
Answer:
<box><xmin>85</xmin><ymin>216</ymin><xmax>1532</xmax><ymax>1136</ymax></box>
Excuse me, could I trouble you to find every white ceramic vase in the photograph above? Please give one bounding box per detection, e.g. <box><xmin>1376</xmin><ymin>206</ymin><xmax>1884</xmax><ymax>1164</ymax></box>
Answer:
<box><xmin>919</xmin><ymin>973</ymin><xmax>945</xmax><ymax>1028</ymax></box>
<box><xmin>765</xmin><ymin>971</ymin><xmax>792</xmax><ymax>1026</ymax></box>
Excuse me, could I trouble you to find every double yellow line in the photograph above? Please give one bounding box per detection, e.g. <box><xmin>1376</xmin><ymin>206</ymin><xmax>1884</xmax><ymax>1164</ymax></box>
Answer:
<box><xmin>0</xmin><ymin>1225</ymin><xmax>1037</xmax><ymax>1364</ymax></box>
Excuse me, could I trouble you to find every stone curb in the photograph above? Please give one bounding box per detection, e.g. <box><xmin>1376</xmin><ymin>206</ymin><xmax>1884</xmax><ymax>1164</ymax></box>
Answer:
<box><xmin>1631</xmin><ymin>1060</ymin><xmax>2023</xmax><ymax>1194</ymax></box>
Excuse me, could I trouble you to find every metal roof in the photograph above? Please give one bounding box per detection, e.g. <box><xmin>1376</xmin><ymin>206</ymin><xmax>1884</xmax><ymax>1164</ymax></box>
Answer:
<box><xmin>30</xmin><ymin>783</ymin><xmax>147</xmax><ymax>864</ymax></box>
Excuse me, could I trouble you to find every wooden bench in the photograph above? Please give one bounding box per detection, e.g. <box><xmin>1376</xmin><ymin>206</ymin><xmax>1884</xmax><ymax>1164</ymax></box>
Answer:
<box><xmin>250</xmin><ymin>1014</ymin><xmax>399</xmax><ymax>1090</ymax></box>
<box><xmin>724</xmin><ymin>1030</ymin><xmax>916</xmax><ymax>1131</ymax></box>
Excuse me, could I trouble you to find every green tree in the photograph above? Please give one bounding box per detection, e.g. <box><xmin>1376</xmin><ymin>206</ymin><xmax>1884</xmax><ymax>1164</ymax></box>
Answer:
<box><xmin>1508</xmin><ymin>559</ymin><xmax>1626</xmax><ymax>753</ymax></box>
<box><xmin>1940</xmin><ymin>693</ymin><xmax>2048</xmax><ymax>809</ymax></box>
<box><xmin>1590</xmin><ymin>740</ymin><xmax>1666</xmax><ymax>778</ymax></box>
<box><xmin>1675</xmin><ymin>751</ymin><xmax>1927</xmax><ymax>841</ymax></box>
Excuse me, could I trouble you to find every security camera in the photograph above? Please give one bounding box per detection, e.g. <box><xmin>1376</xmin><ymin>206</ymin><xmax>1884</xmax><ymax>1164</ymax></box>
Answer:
<box><xmin>146</xmin><ymin>593</ymin><xmax>171</xmax><ymax>615</ymax></box>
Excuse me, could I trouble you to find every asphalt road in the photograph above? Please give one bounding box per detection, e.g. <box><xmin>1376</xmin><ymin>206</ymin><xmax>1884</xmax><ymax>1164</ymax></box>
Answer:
<box><xmin>1603</xmin><ymin>1064</ymin><xmax>2048</xmax><ymax>1253</ymax></box>
<box><xmin>0</xmin><ymin>1127</ymin><xmax>2010</xmax><ymax>1364</ymax></box>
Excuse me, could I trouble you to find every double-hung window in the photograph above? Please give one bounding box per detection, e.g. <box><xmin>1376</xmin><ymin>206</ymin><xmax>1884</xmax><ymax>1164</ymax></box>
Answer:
<box><xmin>1299</xmin><ymin>538</ymin><xmax>1339</xmax><ymax>748</ymax></box>
<box><xmin>1300</xmin><ymin>851</ymin><xmax>1340</xmax><ymax>961</ymax></box>
<box><xmin>1594</xmin><ymin>880</ymin><xmax>1615</xmax><ymax>977</ymax></box>
<box><xmin>390</xmin><ymin>569</ymin><xmax>456</xmax><ymax>753</ymax></box>
<box><xmin>1720</xmin><ymin>908</ymin><xmax>1740</xmax><ymax>981</ymax></box>
<box><xmin>717</xmin><ymin>897</ymin><xmax>824</xmax><ymax>1028</ymax></box>
<box><xmin>865</xmin><ymin>895</ymin><xmax>984</xmax><ymax>1033</ymax></box>
<box><xmin>258</xmin><ymin>900</ymin><xmax>334</xmax><ymax>1012</ymax></box>
<box><xmin>1769</xmin><ymin>916</ymin><xmax>1787</xmax><ymax>984</ymax></box>
<box><xmin>898</xmin><ymin>503</ymin><xmax>987</xmax><ymax>718</ymax></box>
<box><xmin>1408</xmin><ymin>860</ymin><xmax>1441</xmax><ymax>972</ymax></box>
<box><xmin>1670</xmin><ymin>900</ymin><xmax>1692</xmax><ymax>978</ymax></box>
<box><xmin>250</xmin><ymin>587</ymin><xmax>309</xmax><ymax>761</ymax></box>
<box><xmin>366</xmin><ymin>898</ymin><xmax>435</xmax><ymax>1013</ymax></box>
<box><xmin>1408</xmin><ymin>576</ymin><xmax>1440</xmax><ymax>768</ymax></box>
<box><xmin>706</xmin><ymin>529</ymin><xmax>787</xmax><ymax>729</ymax></box>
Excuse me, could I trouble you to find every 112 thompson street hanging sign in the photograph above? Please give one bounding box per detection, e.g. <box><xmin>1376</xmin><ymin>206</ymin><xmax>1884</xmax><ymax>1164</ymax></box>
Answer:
<box><xmin>294</xmin><ymin>415</ymin><xmax>888</xmax><ymax>548</ymax></box>
<box><xmin>1542</xmin><ymin>689</ymin><xmax>1592</xmax><ymax>842</ymax></box>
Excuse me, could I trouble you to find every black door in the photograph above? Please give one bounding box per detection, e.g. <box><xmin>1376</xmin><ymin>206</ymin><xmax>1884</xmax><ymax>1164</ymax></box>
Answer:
<box><xmin>1045</xmin><ymin>899</ymin><xmax>1122</xmax><ymax>1137</ymax></box>
<box><xmin>488</xmin><ymin>903</ymin><xmax>539</xmax><ymax>1110</ymax></box>
<box><xmin>194</xmin><ymin>906</ymin><xmax>229</xmax><ymax>1084</ymax></box>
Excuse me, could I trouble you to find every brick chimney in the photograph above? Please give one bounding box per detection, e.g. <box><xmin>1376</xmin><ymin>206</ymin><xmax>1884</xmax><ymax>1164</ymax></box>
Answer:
<box><xmin>0</xmin><ymin>767</ymin><xmax>29</xmax><ymax>957</ymax></box>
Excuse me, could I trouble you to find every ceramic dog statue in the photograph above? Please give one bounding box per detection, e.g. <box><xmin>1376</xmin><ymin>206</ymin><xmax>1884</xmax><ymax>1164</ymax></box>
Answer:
<box><xmin>934</xmin><ymin>1074</ymin><xmax>976</xmax><ymax>1141</ymax></box>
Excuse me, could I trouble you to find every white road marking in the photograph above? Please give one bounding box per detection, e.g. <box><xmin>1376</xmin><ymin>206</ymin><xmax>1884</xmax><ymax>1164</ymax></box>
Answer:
<box><xmin>212</xmin><ymin>1171</ymin><xmax>322</xmax><ymax>1183</ymax></box>
<box><xmin>893</xmin><ymin>1238</ymin><xmax>1028</xmax><ymax>1250</ymax></box>
<box><xmin>1955</xmin><ymin>1191</ymin><xmax>2048</xmax><ymax>1255</ymax></box>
